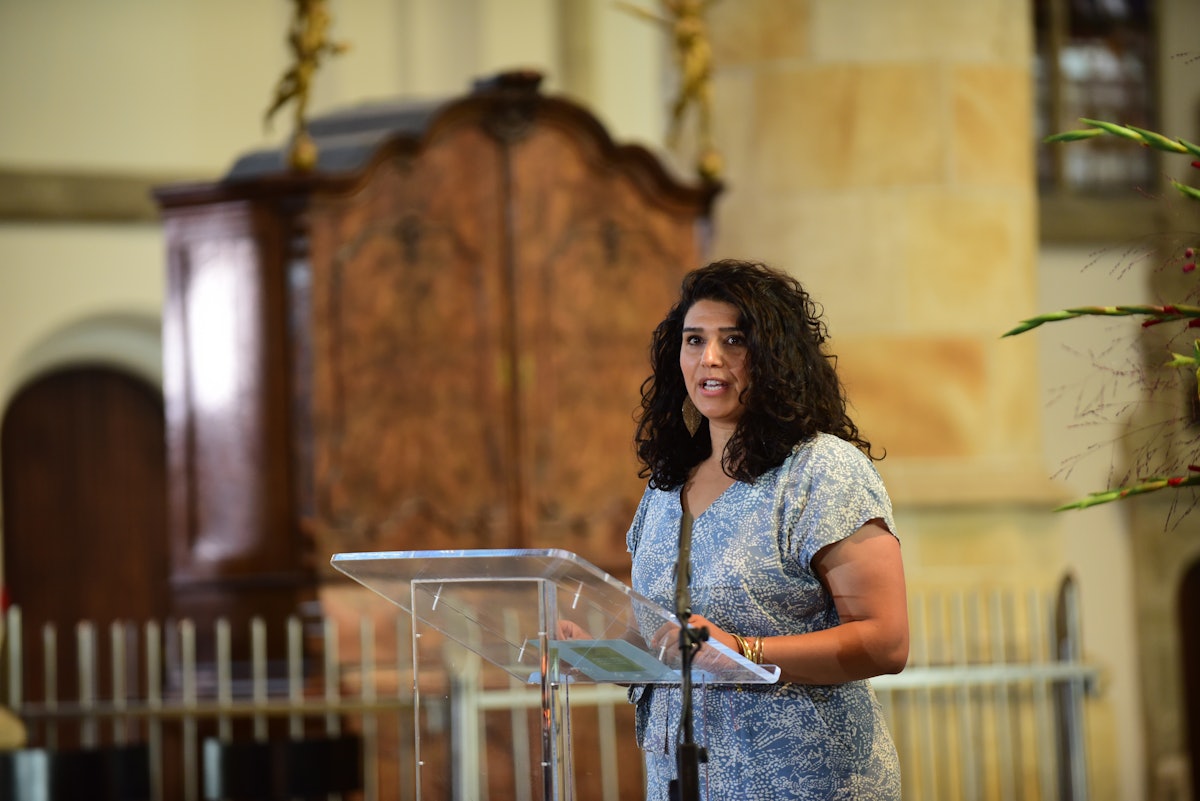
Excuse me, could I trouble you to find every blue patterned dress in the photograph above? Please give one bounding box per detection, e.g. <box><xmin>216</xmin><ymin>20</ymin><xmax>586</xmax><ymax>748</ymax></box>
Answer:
<box><xmin>627</xmin><ymin>433</ymin><xmax>902</xmax><ymax>800</ymax></box>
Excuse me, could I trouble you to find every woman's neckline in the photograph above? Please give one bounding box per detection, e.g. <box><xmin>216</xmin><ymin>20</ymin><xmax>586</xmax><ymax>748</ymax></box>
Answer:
<box><xmin>680</xmin><ymin>468</ymin><xmax>738</xmax><ymax>519</ymax></box>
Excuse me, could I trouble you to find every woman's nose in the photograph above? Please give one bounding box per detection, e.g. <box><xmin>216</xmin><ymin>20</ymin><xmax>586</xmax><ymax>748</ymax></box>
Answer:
<box><xmin>701</xmin><ymin>341</ymin><xmax>723</xmax><ymax>366</ymax></box>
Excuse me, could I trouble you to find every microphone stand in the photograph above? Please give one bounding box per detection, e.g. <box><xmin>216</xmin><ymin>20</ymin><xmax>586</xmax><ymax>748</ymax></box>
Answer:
<box><xmin>669</xmin><ymin>512</ymin><xmax>706</xmax><ymax>801</ymax></box>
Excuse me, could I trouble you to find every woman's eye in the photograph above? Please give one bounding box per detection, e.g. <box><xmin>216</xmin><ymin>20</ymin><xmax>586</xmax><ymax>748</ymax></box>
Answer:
<box><xmin>685</xmin><ymin>335</ymin><xmax>702</xmax><ymax>346</ymax></box>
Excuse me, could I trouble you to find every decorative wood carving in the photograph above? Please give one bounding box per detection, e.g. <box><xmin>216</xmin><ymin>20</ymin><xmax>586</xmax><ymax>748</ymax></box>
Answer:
<box><xmin>155</xmin><ymin>71</ymin><xmax>719</xmax><ymax>632</ymax></box>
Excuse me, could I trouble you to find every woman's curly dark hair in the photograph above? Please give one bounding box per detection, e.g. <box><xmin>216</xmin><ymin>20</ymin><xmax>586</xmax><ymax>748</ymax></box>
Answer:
<box><xmin>635</xmin><ymin>259</ymin><xmax>880</xmax><ymax>489</ymax></box>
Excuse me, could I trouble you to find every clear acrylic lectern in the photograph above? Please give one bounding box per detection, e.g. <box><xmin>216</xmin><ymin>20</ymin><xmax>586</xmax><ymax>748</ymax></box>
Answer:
<box><xmin>330</xmin><ymin>548</ymin><xmax>779</xmax><ymax>800</ymax></box>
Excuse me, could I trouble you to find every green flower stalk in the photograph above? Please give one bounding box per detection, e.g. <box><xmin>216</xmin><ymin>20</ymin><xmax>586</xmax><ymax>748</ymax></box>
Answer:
<box><xmin>1004</xmin><ymin>302</ymin><xmax>1200</xmax><ymax>510</ymax></box>
<box><xmin>1056</xmin><ymin>470</ymin><xmax>1200</xmax><ymax>511</ymax></box>
<box><xmin>1045</xmin><ymin>118</ymin><xmax>1200</xmax><ymax>201</ymax></box>
<box><xmin>1003</xmin><ymin>305</ymin><xmax>1200</xmax><ymax>337</ymax></box>
<box><xmin>1008</xmin><ymin>118</ymin><xmax>1200</xmax><ymax>511</ymax></box>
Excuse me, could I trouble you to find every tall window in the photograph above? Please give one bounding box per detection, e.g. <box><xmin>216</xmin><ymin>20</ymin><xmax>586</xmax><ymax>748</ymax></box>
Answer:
<box><xmin>1035</xmin><ymin>0</ymin><xmax>1157</xmax><ymax>194</ymax></box>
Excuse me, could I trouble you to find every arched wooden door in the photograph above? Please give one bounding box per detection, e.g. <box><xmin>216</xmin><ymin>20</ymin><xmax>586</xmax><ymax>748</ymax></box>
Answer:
<box><xmin>1</xmin><ymin>366</ymin><xmax>168</xmax><ymax>744</ymax></box>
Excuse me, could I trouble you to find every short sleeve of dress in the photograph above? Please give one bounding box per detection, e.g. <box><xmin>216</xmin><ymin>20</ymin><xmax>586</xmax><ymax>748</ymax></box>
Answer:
<box><xmin>626</xmin><ymin>485</ymin><xmax>653</xmax><ymax>557</ymax></box>
<box><xmin>787</xmin><ymin>434</ymin><xmax>897</xmax><ymax>569</ymax></box>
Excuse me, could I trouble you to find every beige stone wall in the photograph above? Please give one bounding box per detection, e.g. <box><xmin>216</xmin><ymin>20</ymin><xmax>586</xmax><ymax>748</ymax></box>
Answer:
<box><xmin>692</xmin><ymin>1</ymin><xmax>1132</xmax><ymax>797</ymax></box>
<box><xmin>704</xmin><ymin>0</ymin><xmax>1050</xmax><ymax>507</ymax></box>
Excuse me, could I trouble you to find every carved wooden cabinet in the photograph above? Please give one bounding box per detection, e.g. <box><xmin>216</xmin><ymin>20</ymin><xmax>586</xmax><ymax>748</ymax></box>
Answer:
<box><xmin>155</xmin><ymin>72</ymin><xmax>718</xmax><ymax>630</ymax></box>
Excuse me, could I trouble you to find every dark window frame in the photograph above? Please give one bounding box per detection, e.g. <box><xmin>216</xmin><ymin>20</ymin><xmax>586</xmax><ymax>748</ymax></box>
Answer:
<box><xmin>1035</xmin><ymin>0</ymin><xmax>1163</xmax><ymax>243</ymax></box>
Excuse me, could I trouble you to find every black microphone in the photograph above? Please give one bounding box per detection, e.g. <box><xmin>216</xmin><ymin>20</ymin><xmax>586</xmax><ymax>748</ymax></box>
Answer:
<box><xmin>674</xmin><ymin>511</ymin><xmax>694</xmax><ymax>621</ymax></box>
<box><xmin>670</xmin><ymin>509</ymin><xmax>705</xmax><ymax>801</ymax></box>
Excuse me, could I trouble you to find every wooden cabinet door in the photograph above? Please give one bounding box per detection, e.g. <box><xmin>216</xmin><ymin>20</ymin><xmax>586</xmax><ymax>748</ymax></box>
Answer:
<box><xmin>158</xmin><ymin>76</ymin><xmax>717</xmax><ymax>599</ymax></box>
<box><xmin>161</xmin><ymin>201</ymin><xmax>307</xmax><ymax>627</ymax></box>
<box><xmin>305</xmin><ymin>125</ymin><xmax>515</xmax><ymax>565</ymax></box>
<box><xmin>509</xmin><ymin>123</ymin><xmax>705</xmax><ymax>574</ymax></box>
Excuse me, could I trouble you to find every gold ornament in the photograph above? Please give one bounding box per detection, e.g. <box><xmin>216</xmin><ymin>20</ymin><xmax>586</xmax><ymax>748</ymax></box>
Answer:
<box><xmin>616</xmin><ymin>0</ymin><xmax>721</xmax><ymax>182</ymax></box>
<box><xmin>264</xmin><ymin>0</ymin><xmax>350</xmax><ymax>172</ymax></box>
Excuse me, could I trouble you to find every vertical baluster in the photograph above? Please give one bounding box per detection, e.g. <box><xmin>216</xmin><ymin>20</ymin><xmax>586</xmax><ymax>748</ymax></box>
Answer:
<box><xmin>323</xmin><ymin>615</ymin><xmax>340</xmax><ymax>736</ymax></box>
<box><xmin>360</xmin><ymin>617</ymin><xmax>378</xmax><ymax>801</ymax></box>
<box><xmin>588</xmin><ymin>609</ymin><xmax>619</xmax><ymax>801</ymax></box>
<box><xmin>288</xmin><ymin>616</ymin><xmax>303</xmax><ymax>741</ymax></box>
<box><xmin>926</xmin><ymin>592</ymin><xmax>945</xmax><ymax>796</ymax></box>
<box><xmin>927</xmin><ymin>591</ymin><xmax>947</xmax><ymax>801</ymax></box>
<box><xmin>43</xmin><ymin>623</ymin><xmax>57</xmax><ymax>750</ymax></box>
<box><xmin>216</xmin><ymin>619</ymin><xmax>232</xmax><ymax>742</ymax></box>
<box><xmin>6</xmin><ymin>608</ymin><xmax>22</xmax><ymax>721</ymax></box>
<box><xmin>410</xmin><ymin>616</ymin><xmax>425</xmax><ymax>801</ymax></box>
<box><xmin>931</xmin><ymin>590</ymin><xmax>954</xmax><ymax>798</ymax></box>
<box><xmin>146</xmin><ymin>621</ymin><xmax>164</xmax><ymax>801</ymax></box>
<box><xmin>1057</xmin><ymin>576</ymin><xmax>1089</xmax><ymax>801</ymax></box>
<box><xmin>127</xmin><ymin>622</ymin><xmax>141</xmax><ymax>744</ymax></box>
<box><xmin>991</xmin><ymin>589</ymin><xmax>1015</xmax><ymax>801</ymax></box>
<box><xmin>1030</xmin><ymin>588</ymin><xmax>1055</xmax><ymax>800</ymax></box>
<box><xmin>503</xmin><ymin>609</ymin><xmax>532</xmax><ymax>801</ymax></box>
<box><xmin>181</xmin><ymin>619</ymin><xmax>198</xmax><ymax>801</ymax></box>
<box><xmin>396</xmin><ymin>613</ymin><xmax>414</xmax><ymax>801</ymax></box>
<box><xmin>975</xmin><ymin>590</ymin><xmax>996</xmax><ymax>801</ymax></box>
<box><xmin>110</xmin><ymin>621</ymin><xmax>127</xmax><ymax>745</ymax></box>
<box><xmin>77</xmin><ymin>621</ymin><xmax>97</xmax><ymax>748</ymax></box>
<box><xmin>1009</xmin><ymin>591</ymin><xmax>1028</xmax><ymax>795</ymax></box>
<box><xmin>252</xmin><ymin>617</ymin><xmax>267</xmax><ymax>742</ymax></box>
<box><xmin>915</xmin><ymin>592</ymin><xmax>937</xmax><ymax>800</ymax></box>
<box><xmin>960</xmin><ymin>587</ymin><xmax>979</xmax><ymax>801</ymax></box>
<box><xmin>448</xmin><ymin>634</ymin><xmax>482</xmax><ymax>801</ymax></box>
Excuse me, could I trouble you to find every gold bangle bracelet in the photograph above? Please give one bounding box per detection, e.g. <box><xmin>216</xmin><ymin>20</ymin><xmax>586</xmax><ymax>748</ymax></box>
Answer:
<box><xmin>731</xmin><ymin>633</ymin><xmax>749</xmax><ymax>658</ymax></box>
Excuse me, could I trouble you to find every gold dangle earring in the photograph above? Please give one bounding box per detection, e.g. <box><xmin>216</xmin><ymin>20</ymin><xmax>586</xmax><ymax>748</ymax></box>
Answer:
<box><xmin>682</xmin><ymin>396</ymin><xmax>702</xmax><ymax>437</ymax></box>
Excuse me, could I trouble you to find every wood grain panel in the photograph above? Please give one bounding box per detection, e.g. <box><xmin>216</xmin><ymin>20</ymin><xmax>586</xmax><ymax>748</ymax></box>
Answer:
<box><xmin>510</xmin><ymin>124</ymin><xmax>705</xmax><ymax>574</ymax></box>
<box><xmin>306</xmin><ymin>127</ymin><xmax>512</xmax><ymax>565</ymax></box>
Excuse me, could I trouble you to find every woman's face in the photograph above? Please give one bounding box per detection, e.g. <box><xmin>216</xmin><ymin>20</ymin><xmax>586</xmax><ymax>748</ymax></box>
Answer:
<box><xmin>679</xmin><ymin>298</ymin><xmax>750</xmax><ymax>432</ymax></box>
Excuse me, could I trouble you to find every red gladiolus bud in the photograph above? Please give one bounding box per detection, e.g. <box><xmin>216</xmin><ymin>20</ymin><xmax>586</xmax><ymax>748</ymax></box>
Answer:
<box><xmin>1169</xmin><ymin>476</ymin><xmax>1186</xmax><ymax>487</ymax></box>
<box><xmin>1188</xmin><ymin>465</ymin><xmax>1200</xmax><ymax>472</ymax></box>
<box><xmin>1184</xmin><ymin>262</ymin><xmax>1197</xmax><ymax>273</ymax></box>
<box><xmin>1193</xmin><ymin>160</ymin><xmax>1200</xmax><ymax>169</ymax></box>
<box><xmin>1187</xmin><ymin>319</ymin><xmax>1200</xmax><ymax>328</ymax></box>
<box><xmin>1186</xmin><ymin>247</ymin><xmax>1196</xmax><ymax>259</ymax></box>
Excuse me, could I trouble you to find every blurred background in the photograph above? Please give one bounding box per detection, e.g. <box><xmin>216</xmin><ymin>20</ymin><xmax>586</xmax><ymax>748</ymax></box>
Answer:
<box><xmin>2</xmin><ymin>1</ymin><xmax>1199</xmax><ymax>799</ymax></box>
